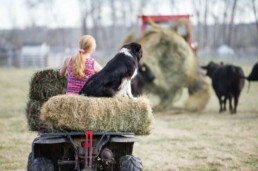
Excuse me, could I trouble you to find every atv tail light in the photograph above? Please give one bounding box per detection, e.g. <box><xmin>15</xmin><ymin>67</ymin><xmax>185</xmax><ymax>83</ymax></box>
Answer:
<box><xmin>81</xmin><ymin>141</ymin><xmax>86</xmax><ymax>147</ymax></box>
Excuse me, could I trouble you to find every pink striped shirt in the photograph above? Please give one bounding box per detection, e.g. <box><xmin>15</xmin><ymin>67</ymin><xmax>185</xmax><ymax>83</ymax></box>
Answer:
<box><xmin>66</xmin><ymin>57</ymin><xmax>96</xmax><ymax>94</ymax></box>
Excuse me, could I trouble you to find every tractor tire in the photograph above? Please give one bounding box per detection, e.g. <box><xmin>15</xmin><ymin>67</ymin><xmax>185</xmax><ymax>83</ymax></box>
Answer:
<box><xmin>119</xmin><ymin>155</ymin><xmax>143</xmax><ymax>171</ymax></box>
<box><xmin>27</xmin><ymin>153</ymin><xmax>54</xmax><ymax>171</ymax></box>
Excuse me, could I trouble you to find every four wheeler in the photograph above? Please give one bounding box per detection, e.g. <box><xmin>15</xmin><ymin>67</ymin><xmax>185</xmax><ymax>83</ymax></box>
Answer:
<box><xmin>27</xmin><ymin>131</ymin><xmax>143</xmax><ymax>171</ymax></box>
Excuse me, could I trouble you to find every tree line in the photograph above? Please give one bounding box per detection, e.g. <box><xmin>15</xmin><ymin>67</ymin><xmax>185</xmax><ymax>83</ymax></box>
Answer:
<box><xmin>1</xmin><ymin>0</ymin><xmax>257</xmax><ymax>51</ymax></box>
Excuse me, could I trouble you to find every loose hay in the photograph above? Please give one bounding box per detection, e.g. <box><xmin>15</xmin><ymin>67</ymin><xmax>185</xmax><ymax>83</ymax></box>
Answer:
<box><xmin>29</xmin><ymin>69</ymin><xmax>67</xmax><ymax>101</ymax></box>
<box><xmin>41</xmin><ymin>95</ymin><xmax>154</xmax><ymax>135</ymax></box>
<box><xmin>185</xmin><ymin>76</ymin><xmax>211</xmax><ymax>112</ymax></box>
<box><xmin>26</xmin><ymin>99</ymin><xmax>46</xmax><ymax>131</ymax></box>
<box><xmin>184</xmin><ymin>66</ymin><xmax>211</xmax><ymax>112</ymax></box>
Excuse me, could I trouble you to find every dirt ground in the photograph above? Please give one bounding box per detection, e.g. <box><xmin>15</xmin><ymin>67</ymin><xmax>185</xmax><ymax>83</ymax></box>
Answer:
<box><xmin>0</xmin><ymin>63</ymin><xmax>258</xmax><ymax>171</ymax></box>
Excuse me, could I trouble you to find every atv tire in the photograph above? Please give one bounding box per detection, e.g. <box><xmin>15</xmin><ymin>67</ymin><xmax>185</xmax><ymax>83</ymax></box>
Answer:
<box><xmin>27</xmin><ymin>153</ymin><xmax>54</xmax><ymax>171</ymax></box>
<box><xmin>119</xmin><ymin>155</ymin><xmax>143</xmax><ymax>171</ymax></box>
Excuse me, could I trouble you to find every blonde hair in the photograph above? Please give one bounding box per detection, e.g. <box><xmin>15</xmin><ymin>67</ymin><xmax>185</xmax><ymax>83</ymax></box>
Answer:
<box><xmin>74</xmin><ymin>35</ymin><xmax>96</xmax><ymax>78</ymax></box>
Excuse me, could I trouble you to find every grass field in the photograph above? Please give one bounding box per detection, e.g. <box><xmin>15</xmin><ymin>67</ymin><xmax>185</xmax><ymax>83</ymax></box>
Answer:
<box><xmin>0</xmin><ymin>63</ymin><xmax>258</xmax><ymax>171</ymax></box>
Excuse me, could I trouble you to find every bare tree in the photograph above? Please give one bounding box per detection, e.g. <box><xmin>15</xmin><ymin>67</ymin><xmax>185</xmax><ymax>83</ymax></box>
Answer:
<box><xmin>221</xmin><ymin>0</ymin><xmax>230</xmax><ymax>44</ymax></box>
<box><xmin>79</xmin><ymin>0</ymin><xmax>93</xmax><ymax>35</ymax></box>
<box><xmin>25</xmin><ymin>0</ymin><xmax>43</xmax><ymax>27</ymax></box>
<box><xmin>109</xmin><ymin>0</ymin><xmax>118</xmax><ymax>46</ymax></box>
<box><xmin>202</xmin><ymin>0</ymin><xmax>209</xmax><ymax>48</ymax></box>
<box><xmin>251</xmin><ymin>0</ymin><xmax>258</xmax><ymax>47</ymax></box>
<box><xmin>169</xmin><ymin>0</ymin><xmax>179</xmax><ymax>13</ymax></box>
<box><xmin>192</xmin><ymin>0</ymin><xmax>202</xmax><ymax>47</ymax></box>
<box><xmin>138</xmin><ymin>0</ymin><xmax>148</xmax><ymax>15</ymax></box>
<box><xmin>211</xmin><ymin>10</ymin><xmax>219</xmax><ymax>48</ymax></box>
<box><xmin>227</xmin><ymin>0</ymin><xmax>238</xmax><ymax>47</ymax></box>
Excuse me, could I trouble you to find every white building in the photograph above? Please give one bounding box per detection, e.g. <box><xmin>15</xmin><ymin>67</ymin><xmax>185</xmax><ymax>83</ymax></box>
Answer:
<box><xmin>217</xmin><ymin>44</ymin><xmax>234</xmax><ymax>57</ymax></box>
<box><xmin>20</xmin><ymin>43</ymin><xmax>49</xmax><ymax>68</ymax></box>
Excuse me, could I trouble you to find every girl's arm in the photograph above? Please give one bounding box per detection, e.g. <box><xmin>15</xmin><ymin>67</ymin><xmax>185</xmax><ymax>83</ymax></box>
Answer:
<box><xmin>94</xmin><ymin>61</ymin><xmax>102</xmax><ymax>73</ymax></box>
<box><xmin>60</xmin><ymin>57</ymin><xmax>71</xmax><ymax>77</ymax></box>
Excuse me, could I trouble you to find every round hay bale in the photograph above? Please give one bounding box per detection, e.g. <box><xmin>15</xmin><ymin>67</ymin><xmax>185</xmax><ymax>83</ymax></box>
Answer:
<box><xmin>26</xmin><ymin>99</ymin><xmax>46</xmax><ymax>131</ymax></box>
<box><xmin>136</xmin><ymin>28</ymin><xmax>197</xmax><ymax>111</ymax></box>
<box><xmin>124</xmin><ymin>21</ymin><xmax>211</xmax><ymax>112</ymax></box>
<box><xmin>29</xmin><ymin>69</ymin><xmax>67</xmax><ymax>101</ymax></box>
<box><xmin>41</xmin><ymin>95</ymin><xmax>154</xmax><ymax>135</ymax></box>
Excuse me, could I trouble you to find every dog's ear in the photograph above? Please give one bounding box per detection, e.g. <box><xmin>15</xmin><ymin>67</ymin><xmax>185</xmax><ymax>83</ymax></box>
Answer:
<box><xmin>130</xmin><ymin>42</ymin><xmax>142</xmax><ymax>61</ymax></box>
<box><xmin>123</xmin><ymin>42</ymin><xmax>141</xmax><ymax>52</ymax></box>
<box><xmin>131</xmin><ymin>42</ymin><xmax>142</xmax><ymax>53</ymax></box>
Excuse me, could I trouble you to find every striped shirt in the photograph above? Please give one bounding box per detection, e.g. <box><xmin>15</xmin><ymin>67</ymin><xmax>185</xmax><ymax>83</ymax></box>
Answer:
<box><xmin>66</xmin><ymin>57</ymin><xmax>95</xmax><ymax>94</ymax></box>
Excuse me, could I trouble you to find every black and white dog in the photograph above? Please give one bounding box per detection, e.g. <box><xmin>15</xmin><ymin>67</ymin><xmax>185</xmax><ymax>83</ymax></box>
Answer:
<box><xmin>79</xmin><ymin>42</ymin><xmax>142</xmax><ymax>98</ymax></box>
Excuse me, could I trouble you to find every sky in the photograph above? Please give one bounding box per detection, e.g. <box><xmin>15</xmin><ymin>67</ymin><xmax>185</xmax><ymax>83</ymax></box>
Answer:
<box><xmin>0</xmin><ymin>0</ymin><xmax>81</xmax><ymax>29</ymax></box>
<box><xmin>0</xmin><ymin>0</ymin><xmax>256</xmax><ymax>29</ymax></box>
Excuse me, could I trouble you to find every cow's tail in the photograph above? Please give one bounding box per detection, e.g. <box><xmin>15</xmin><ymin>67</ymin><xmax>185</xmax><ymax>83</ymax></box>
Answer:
<box><xmin>241</xmin><ymin>75</ymin><xmax>251</xmax><ymax>93</ymax></box>
<box><xmin>242</xmin><ymin>75</ymin><xmax>251</xmax><ymax>93</ymax></box>
<box><xmin>236</xmin><ymin>73</ymin><xmax>250</xmax><ymax>93</ymax></box>
<box><xmin>237</xmin><ymin>73</ymin><xmax>246</xmax><ymax>80</ymax></box>
<box><xmin>247</xmin><ymin>80</ymin><xmax>251</xmax><ymax>93</ymax></box>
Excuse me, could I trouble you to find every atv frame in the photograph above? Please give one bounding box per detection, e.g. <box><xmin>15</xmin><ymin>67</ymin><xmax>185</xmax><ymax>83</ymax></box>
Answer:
<box><xmin>27</xmin><ymin>131</ymin><xmax>143</xmax><ymax>171</ymax></box>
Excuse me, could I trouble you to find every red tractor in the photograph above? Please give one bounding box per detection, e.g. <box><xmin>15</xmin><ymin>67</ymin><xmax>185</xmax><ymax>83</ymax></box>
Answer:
<box><xmin>138</xmin><ymin>15</ymin><xmax>198</xmax><ymax>53</ymax></box>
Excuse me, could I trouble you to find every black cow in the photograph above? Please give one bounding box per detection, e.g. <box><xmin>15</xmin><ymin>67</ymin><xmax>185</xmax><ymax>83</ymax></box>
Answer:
<box><xmin>246</xmin><ymin>62</ymin><xmax>258</xmax><ymax>81</ymax></box>
<box><xmin>202</xmin><ymin>61</ymin><xmax>245</xmax><ymax>114</ymax></box>
<box><xmin>131</xmin><ymin>63</ymin><xmax>155</xmax><ymax>97</ymax></box>
<box><xmin>245</xmin><ymin>61</ymin><xmax>258</xmax><ymax>91</ymax></box>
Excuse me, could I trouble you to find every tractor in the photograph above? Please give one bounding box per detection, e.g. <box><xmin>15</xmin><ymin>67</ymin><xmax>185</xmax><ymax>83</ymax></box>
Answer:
<box><xmin>138</xmin><ymin>15</ymin><xmax>198</xmax><ymax>53</ymax></box>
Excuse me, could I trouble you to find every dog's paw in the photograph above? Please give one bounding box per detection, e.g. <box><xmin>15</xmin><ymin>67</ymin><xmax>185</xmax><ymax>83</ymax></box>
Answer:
<box><xmin>128</xmin><ymin>95</ymin><xmax>137</xmax><ymax>100</ymax></box>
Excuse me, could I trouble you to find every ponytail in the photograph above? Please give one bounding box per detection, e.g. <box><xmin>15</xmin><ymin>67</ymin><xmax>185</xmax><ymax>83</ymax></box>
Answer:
<box><xmin>73</xmin><ymin>53</ymin><xmax>86</xmax><ymax>78</ymax></box>
<box><xmin>73</xmin><ymin>35</ymin><xmax>96</xmax><ymax>79</ymax></box>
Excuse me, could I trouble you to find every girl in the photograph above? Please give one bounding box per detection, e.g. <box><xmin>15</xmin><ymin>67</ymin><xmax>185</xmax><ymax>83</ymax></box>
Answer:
<box><xmin>60</xmin><ymin>35</ymin><xmax>102</xmax><ymax>94</ymax></box>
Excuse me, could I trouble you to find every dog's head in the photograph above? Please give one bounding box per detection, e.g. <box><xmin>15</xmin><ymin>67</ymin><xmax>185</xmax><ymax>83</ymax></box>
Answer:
<box><xmin>122</xmin><ymin>42</ymin><xmax>142</xmax><ymax>62</ymax></box>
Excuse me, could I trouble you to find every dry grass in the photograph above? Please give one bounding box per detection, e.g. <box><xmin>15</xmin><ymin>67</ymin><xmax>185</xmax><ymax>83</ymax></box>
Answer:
<box><xmin>0</xmin><ymin>68</ymin><xmax>37</xmax><ymax>170</ymax></box>
<box><xmin>0</xmin><ymin>64</ymin><xmax>258</xmax><ymax>171</ymax></box>
<box><xmin>134</xmin><ymin>111</ymin><xmax>258</xmax><ymax>171</ymax></box>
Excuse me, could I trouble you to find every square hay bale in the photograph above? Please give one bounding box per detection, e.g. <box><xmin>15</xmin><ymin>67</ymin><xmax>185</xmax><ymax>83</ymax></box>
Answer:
<box><xmin>40</xmin><ymin>95</ymin><xmax>154</xmax><ymax>135</ymax></box>
<box><xmin>29</xmin><ymin>69</ymin><xmax>67</xmax><ymax>101</ymax></box>
<box><xmin>26</xmin><ymin>99</ymin><xmax>46</xmax><ymax>131</ymax></box>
